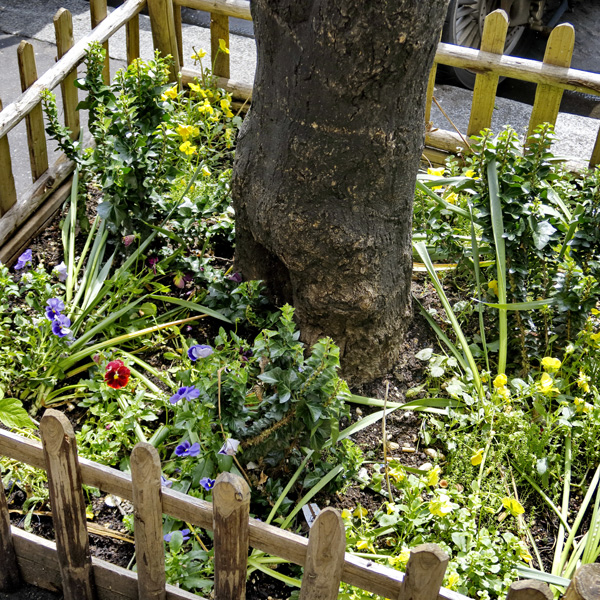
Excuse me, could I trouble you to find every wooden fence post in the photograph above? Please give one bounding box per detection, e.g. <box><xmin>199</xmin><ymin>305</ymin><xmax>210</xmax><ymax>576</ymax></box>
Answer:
<box><xmin>526</xmin><ymin>23</ymin><xmax>575</xmax><ymax>139</ymax></box>
<box><xmin>213</xmin><ymin>472</ymin><xmax>250</xmax><ymax>600</ymax></box>
<box><xmin>299</xmin><ymin>508</ymin><xmax>346</xmax><ymax>600</ymax></box>
<box><xmin>0</xmin><ymin>99</ymin><xmax>17</xmax><ymax>217</ymax></box>
<box><xmin>398</xmin><ymin>543</ymin><xmax>448</xmax><ymax>600</ymax></box>
<box><xmin>563</xmin><ymin>563</ymin><xmax>600</xmax><ymax>600</ymax></box>
<box><xmin>506</xmin><ymin>579</ymin><xmax>552</xmax><ymax>600</ymax></box>
<box><xmin>54</xmin><ymin>9</ymin><xmax>80</xmax><ymax>140</ymax></box>
<box><xmin>467</xmin><ymin>10</ymin><xmax>508</xmax><ymax>137</ymax></box>
<box><xmin>131</xmin><ymin>443</ymin><xmax>166</xmax><ymax>600</ymax></box>
<box><xmin>17</xmin><ymin>42</ymin><xmax>49</xmax><ymax>182</ymax></box>
<box><xmin>126</xmin><ymin>13</ymin><xmax>140</xmax><ymax>64</ymax></box>
<box><xmin>90</xmin><ymin>0</ymin><xmax>110</xmax><ymax>84</ymax></box>
<box><xmin>0</xmin><ymin>469</ymin><xmax>21</xmax><ymax>591</ymax></box>
<box><xmin>147</xmin><ymin>0</ymin><xmax>181</xmax><ymax>82</ymax></box>
<box><xmin>211</xmin><ymin>13</ymin><xmax>230</xmax><ymax>79</ymax></box>
<box><xmin>173</xmin><ymin>2</ymin><xmax>184</xmax><ymax>67</ymax></box>
<box><xmin>40</xmin><ymin>409</ymin><xmax>96</xmax><ymax>600</ymax></box>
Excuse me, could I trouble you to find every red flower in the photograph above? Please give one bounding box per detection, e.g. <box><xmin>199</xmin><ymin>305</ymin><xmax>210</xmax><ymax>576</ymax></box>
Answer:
<box><xmin>104</xmin><ymin>360</ymin><xmax>130</xmax><ymax>389</ymax></box>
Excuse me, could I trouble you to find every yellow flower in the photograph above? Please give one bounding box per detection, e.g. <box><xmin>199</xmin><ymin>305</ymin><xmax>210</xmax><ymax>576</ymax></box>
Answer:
<box><xmin>218</xmin><ymin>38</ymin><xmax>230</xmax><ymax>54</ymax></box>
<box><xmin>574</xmin><ymin>397</ymin><xmax>593</xmax><ymax>414</ymax></box>
<box><xmin>223</xmin><ymin>107</ymin><xmax>234</xmax><ymax>118</ymax></box>
<box><xmin>447</xmin><ymin>572</ymin><xmax>460</xmax><ymax>590</ymax></box>
<box><xmin>353</xmin><ymin>506</ymin><xmax>368</xmax><ymax>518</ymax></box>
<box><xmin>538</xmin><ymin>372</ymin><xmax>559</xmax><ymax>395</ymax></box>
<box><xmin>541</xmin><ymin>356</ymin><xmax>562</xmax><ymax>372</ymax></box>
<box><xmin>464</xmin><ymin>169</ymin><xmax>479</xmax><ymax>179</ymax></box>
<box><xmin>471</xmin><ymin>449</ymin><xmax>484</xmax><ymax>466</ymax></box>
<box><xmin>590</xmin><ymin>332</ymin><xmax>600</xmax><ymax>344</ymax></box>
<box><xmin>488</xmin><ymin>280</ymin><xmax>498</xmax><ymax>296</ymax></box>
<box><xmin>592</xmin><ymin>308</ymin><xmax>600</xmax><ymax>315</ymax></box>
<box><xmin>198</xmin><ymin>99</ymin><xmax>214</xmax><ymax>115</ymax></box>
<box><xmin>161</xmin><ymin>86</ymin><xmax>178</xmax><ymax>101</ymax></box>
<box><xmin>341</xmin><ymin>509</ymin><xmax>352</xmax><ymax>520</ymax></box>
<box><xmin>445</xmin><ymin>192</ymin><xmax>458</xmax><ymax>205</ymax></box>
<box><xmin>191</xmin><ymin>48</ymin><xmax>207</xmax><ymax>60</ymax></box>
<box><xmin>179</xmin><ymin>141</ymin><xmax>197</xmax><ymax>156</ymax></box>
<box><xmin>427</xmin><ymin>167</ymin><xmax>445</xmax><ymax>177</ymax></box>
<box><xmin>388</xmin><ymin>465</ymin><xmax>405</xmax><ymax>483</ymax></box>
<box><xmin>518</xmin><ymin>543</ymin><xmax>533</xmax><ymax>563</ymax></box>
<box><xmin>201</xmin><ymin>165</ymin><xmax>211</xmax><ymax>177</ymax></box>
<box><xmin>385</xmin><ymin>502</ymin><xmax>396</xmax><ymax>515</ymax></box>
<box><xmin>502</xmin><ymin>497</ymin><xmax>525</xmax><ymax>517</ymax></box>
<box><xmin>388</xmin><ymin>547</ymin><xmax>411</xmax><ymax>568</ymax></box>
<box><xmin>209</xmin><ymin>111</ymin><xmax>221</xmax><ymax>123</ymax></box>
<box><xmin>493</xmin><ymin>374</ymin><xmax>507</xmax><ymax>388</ymax></box>
<box><xmin>428</xmin><ymin>494</ymin><xmax>455</xmax><ymax>518</ymax></box>
<box><xmin>497</xmin><ymin>386</ymin><xmax>511</xmax><ymax>401</ymax></box>
<box><xmin>426</xmin><ymin>465</ymin><xmax>441</xmax><ymax>487</ymax></box>
<box><xmin>176</xmin><ymin>124</ymin><xmax>199</xmax><ymax>141</ymax></box>
<box><xmin>577</xmin><ymin>371</ymin><xmax>590</xmax><ymax>393</ymax></box>
<box><xmin>356</xmin><ymin>539</ymin><xmax>375</xmax><ymax>553</ymax></box>
<box><xmin>189</xmin><ymin>82</ymin><xmax>207</xmax><ymax>97</ymax></box>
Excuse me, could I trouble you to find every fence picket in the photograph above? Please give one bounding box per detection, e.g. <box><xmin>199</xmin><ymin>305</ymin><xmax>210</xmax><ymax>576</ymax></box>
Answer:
<box><xmin>505</xmin><ymin>579</ymin><xmax>552</xmax><ymax>600</ymax></box>
<box><xmin>398</xmin><ymin>543</ymin><xmax>448</xmax><ymax>600</ymax></box>
<box><xmin>211</xmin><ymin>13</ymin><xmax>230</xmax><ymax>78</ymax></box>
<box><xmin>0</xmin><ymin>469</ymin><xmax>20</xmax><ymax>591</ymax></box>
<box><xmin>173</xmin><ymin>2</ymin><xmax>185</xmax><ymax>66</ymax></box>
<box><xmin>90</xmin><ymin>0</ymin><xmax>110</xmax><ymax>84</ymax></box>
<box><xmin>467</xmin><ymin>10</ymin><xmax>508</xmax><ymax>137</ymax></box>
<box><xmin>527</xmin><ymin>23</ymin><xmax>575</xmax><ymax>139</ymax></box>
<box><xmin>126</xmin><ymin>13</ymin><xmax>140</xmax><ymax>64</ymax></box>
<box><xmin>299</xmin><ymin>508</ymin><xmax>345</xmax><ymax>600</ymax></box>
<box><xmin>39</xmin><ymin>409</ymin><xmax>96</xmax><ymax>600</ymax></box>
<box><xmin>54</xmin><ymin>9</ymin><xmax>80</xmax><ymax>140</ymax></box>
<box><xmin>563</xmin><ymin>563</ymin><xmax>600</xmax><ymax>600</ymax></box>
<box><xmin>17</xmin><ymin>42</ymin><xmax>49</xmax><ymax>182</ymax></box>
<box><xmin>0</xmin><ymin>99</ymin><xmax>17</xmax><ymax>217</ymax></box>
<box><xmin>213</xmin><ymin>472</ymin><xmax>250</xmax><ymax>600</ymax></box>
<box><xmin>147</xmin><ymin>0</ymin><xmax>181</xmax><ymax>81</ymax></box>
<box><xmin>131</xmin><ymin>443</ymin><xmax>166</xmax><ymax>600</ymax></box>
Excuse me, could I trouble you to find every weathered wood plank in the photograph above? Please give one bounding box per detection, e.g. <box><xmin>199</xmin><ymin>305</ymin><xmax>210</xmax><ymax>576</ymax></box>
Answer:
<box><xmin>0</xmin><ymin>98</ymin><xmax>17</xmax><ymax>217</ymax></box>
<box><xmin>90</xmin><ymin>0</ymin><xmax>111</xmax><ymax>84</ymax></box>
<box><xmin>505</xmin><ymin>579</ymin><xmax>553</xmax><ymax>600</ymax></box>
<box><xmin>17</xmin><ymin>41</ymin><xmax>49</xmax><ymax>182</ymax></box>
<box><xmin>54</xmin><ymin>9</ymin><xmax>80</xmax><ymax>140</ymax></box>
<box><xmin>398</xmin><ymin>544</ymin><xmax>449</xmax><ymax>600</ymax></box>
<box><xmin>174</xmin><ymin>0</ymin><xmax>251</xmax><ymax>20</ymax></box>
<box><xmin>11</xmin><ymin>527</ymin><xmax>204</xmax><ymax>600</ymax></box>
<box><xmin>40</xmin><ymin>409</ymin><xmax>96</xmax><ymax>600</ymax></box>
<box><xmin>131</xmin><ymin>443</ymin><xmax>166</xmax><ymax>600</ymax></box>
<box><xmin>299</xmin><ymin>508</ymin><xmax>345</xmax><ymax>600</ymax></box>
<box><xmin>425</xmin><ymin>128</ymin><xmax>469</xmax><ymax>155</ymax></box>
<box><xmin>147</xmin><ymin>0</ymin><xmax>181</xmax><ymax>81</ymax></box>
<box><xmin>563</xmin><ymin>564</ymin><xmax>600</xmax><ymax>600</ymax></box>
<box><xmin>425</xmin><ymin>63</ymin><xmax>437</xmax><ymax>125</ymax></box>
<box><xmin>210</xmin><ymin>13</ymin><xmax>230</xmax><ymax>79</ymax></box>
<box><xmin>0</xmin><ymin>471</ymin><xmax>21</xmax><ymax>591</ymax></box>
<box><xmin>0</xmin><ymin>0</ymin><xmax>146</xmax><ymax>140</ymax></box>
<box><xmin>527</xmin><ymin>23</ymin><xmax>575</xmax><ymax>139</ymax></box>
<box><xmin>126</xmin><ymin>13</ymin><xmax>140</xmax><ymax>64</ymax></box>
<box><xmin>467</xmin><ymin>10</ymin><xmax>508</xmax><ymax>136</ymax></box>
<box><xmin>173</xmin><ymin>2</ymin><xmax>184</xmax><ymax>66</ymax></box>
<box><xmin>213</xmin><ymin>473</ymin><xmax>250</xmax><ymax>600</ymax></box>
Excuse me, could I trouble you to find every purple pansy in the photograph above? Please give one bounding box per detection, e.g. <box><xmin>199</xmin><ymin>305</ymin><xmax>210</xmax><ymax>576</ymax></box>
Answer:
<box><xmin>187</xmin><ymin>344</ymin><xmax>214</xmax><ymax>361</ymax></box>
<box><xmin>160</xmin><ymin>475</ymin><xmax>173</xmax><ymax>488</ymax></box>
<box><xmin>53</xmin><ymin>262</ymin><xmax>68</xmax><ymax>282</ymax></box>
<box><xmin>51</xmin><ymin>314</ymin><xmax>72</xmax><ymax>338</ymax></box>
<box><xmin>45</xmin><ymin>298</ymin><xmax>65</xmax><ymax>321</ymax></box>
<box><xmin>199</xmin><ymin>477</ymin><xmax>215</xmax><ymax>491</ymax></box>
<box><xmin>218</xmin><ymin>438</ymin><xmax>240</xmax><ymax>456</ymax></box>
<box><xmin>227</xmin><ymin>272</ymin><xmax>242</xmax><ymax>283</ymax></box>
<box><xmin>168</xmin><ymin>385</ymin><xmax>200</xmax><ymax>405</ymax></box>
<box><xmin>163</xmin><ymin>528</ymin><xmax>190</xmax><ymax>543</ymax></box>
<box><xmin>175</xmin><ymin>441</ymin><xmax>201</xmax><ymax>458</ymax></box>
<box><xmin>14</xmin><ymin>249</ymin><xmax>32</xmax><ymax>271</ymax></box>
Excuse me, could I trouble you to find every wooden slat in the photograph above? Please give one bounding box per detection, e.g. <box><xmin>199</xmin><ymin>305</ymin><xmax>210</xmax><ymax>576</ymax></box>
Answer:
<box><xmin>147</xmin><ymin>0</ymin><xmax>181</xmax><ymax>82</ymax></box>
<box><xmin>90</xmin><ymin>0</ymin><xmax>111</xmax><ymax>84</ymax></box>
<box><xmin>213</xmin><ymin>473</ymin><xmax>250</xmax><ymax>600</ymax></box>
<box><xmin>17</xmin><ymin>41</ymin><xmax>49</xmax><ymax>182</ymax></box>
<box><xmin>425</xmin><ymin>62</ymin><xmax>437</xmax><ymax>125</ymax></box>
<box><xmin>0</xmin><ymin>98</ymin><xmax>17</xmax><ymax>217</ymax></box>
<box><xmin>527</xmin><ymin>23</ymin><xmax>575</xmax><ymax>138</ymax></box>
<box><xmin>173</xmin><ymin>2</ymin><xmax>184</xmax><ymax>66</ymax></box>
<box><xmin>299</xmin><ymin>509</ymin><xmax>345</xmax><ymax>600</ymax></box>
<box><xmin>131</xmin><ymin>443</ymin><xmax>166</xmax><ymax>600</ymax></box>
<box><xmin>40</xmin><ymin>410</ymin><xmax>96</xmax><ymax>600</ymax></box>
<box><xmin>590</xmin><ymin>126</ymin><xmax>600</xmax><ymax>168</ymax></box>
<box><xmin>210</xmin><ymin>13</ymin><xmax>230</xmax><ymax>79</ymax></box>
<box><xmin>399</xmin><ymin>544</ymin><xmax>448</xmax><ymax>600</ymax></box>
<box><xmin>467</xmin><ymin>10</ymin><xmax>508</xmax><ymax>136</ymax></box>
<box><xmin>0</xmin><ymin>472</ymin><xmax>20</xmax><ymax>591</ymax></box>
<box><xmin>126</xmin><ymin>13</ymin><xmax>140</xmax><ymax>64</ymax></box>
<box><xmin>425</xmin><ymin>128</ymin><xmax>469</xmax><ymax>155</ymax></box>
<box><xmin>563</xmin><ymin>563</ymin><xmax>600</xmax><ymax>600</ymax></box>
<box><xmin>174</xmin><ymin>0</ymin><xmax>251</xmax><ymax>20</ymax></box>
<box><xmin>0</xmin><ymin>0</ymin><xmax>146</xmax><ymax>140</ymax></box>
<box><xmin>506</xmin><ymin>579</ymin><xmax>552</xmax><ymax>600</ymax></box>
<box><xmin>54</xmin><ymin>9</ymin><xmax>80</xmax><ymax>140</ymax></box>
<box><xmin>11</xmin><ymin>527</ymin><xmax>204</xmax><ymax>600</ymax></box>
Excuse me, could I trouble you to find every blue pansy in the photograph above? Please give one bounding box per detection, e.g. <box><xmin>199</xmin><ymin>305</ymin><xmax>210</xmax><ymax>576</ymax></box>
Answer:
<box><xmin>168</xmin><ymin>385</ymin><xmax>200</xmax><ymax>405</ymax></box>
<box><xmin>175</xmin><ymin>441</ymin><xmax>200</xmax><ymax>458</ymax></box>
<box><xmin>51</xmin><ymin>314</ymin><xmax>72</xmax><ymax>338</ymax></box>
<box><xmin>163</xmin><ymin>528</ymin><xmax>190</xmax><ymax>543</ymax></box>
<box><xmin>14</xmin><ymin>249</ymin><xmax>32</xmax><ymax>271</ymax></box>
<box><xmin>187</xmin><ymin>344</ymin><xmax>214</xmax><ymax>361</ymax></box>
<box><xmin>199</xmin><ymin>477</ymin><xmax>215</xmax><ymax>491</ymax></box>
<box><xmin>45</xmin><ymin>298</ymin><xmax>65</xmax><ymax>321</ymax></box>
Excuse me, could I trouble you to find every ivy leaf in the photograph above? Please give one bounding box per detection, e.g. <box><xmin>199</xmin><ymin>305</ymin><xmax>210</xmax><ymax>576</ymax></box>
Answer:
<box><xmin>530</xmin><ymin>219</ymin><xmax>556</xmax><ymax>250</ymax></box>
<box><xmin>0</xmin><ymin>397</ymin><xmax>34</xmax><ymax>429</ymax></box>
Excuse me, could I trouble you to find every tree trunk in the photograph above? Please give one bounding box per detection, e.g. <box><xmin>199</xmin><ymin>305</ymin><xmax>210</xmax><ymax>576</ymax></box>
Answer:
<box><xmin>232</xmin><ymin>0</ymin><xmax>449</xmax><ymax>383</ymax></box>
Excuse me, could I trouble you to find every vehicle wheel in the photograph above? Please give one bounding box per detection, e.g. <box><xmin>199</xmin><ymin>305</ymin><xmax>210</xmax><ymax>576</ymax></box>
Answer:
<box><xmin>439</xmin><ymin>0</ymin><xmax>531</xmax><ymax>89</ymax></box>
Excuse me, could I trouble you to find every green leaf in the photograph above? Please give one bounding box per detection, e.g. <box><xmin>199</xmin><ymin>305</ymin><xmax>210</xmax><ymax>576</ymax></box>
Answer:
<box><xmin>150</xmin><ymin>295</ymin><xmax>232</xmax><ymax>324</ymax></box>
<box><xmin>0</xmin><ymin>397</ymin><xmax>34</xmax><ymax>429</ymax></box>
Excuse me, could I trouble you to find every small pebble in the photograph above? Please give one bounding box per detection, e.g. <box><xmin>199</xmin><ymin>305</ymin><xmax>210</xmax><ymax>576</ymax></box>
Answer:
<box><xmin>424</xmin><ymin>448</ymin><xmax>438</xmax><ymax>459</ymax></box>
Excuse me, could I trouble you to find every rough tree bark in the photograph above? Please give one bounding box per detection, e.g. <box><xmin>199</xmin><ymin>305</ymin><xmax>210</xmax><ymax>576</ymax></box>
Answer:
<box><xmin>232</xmin><ymin>0</ymin><xmax>449</xmax><ymax>383</ymax></box>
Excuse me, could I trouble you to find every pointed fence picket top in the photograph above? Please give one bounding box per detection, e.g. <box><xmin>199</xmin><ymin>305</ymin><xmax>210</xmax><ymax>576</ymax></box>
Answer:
<box><xmin>506</xmin><ymin>579</ymin><xmax>552</xmax><ymax>600</ymax></box>
<box><xmin>563</xmin><ymin>563</ymin><xmax>600</xmax><ymax>600</ymax></box>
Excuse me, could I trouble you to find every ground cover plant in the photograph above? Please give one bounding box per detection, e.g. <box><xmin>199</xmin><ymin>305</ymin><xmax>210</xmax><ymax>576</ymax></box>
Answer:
<box><xmin>2</xmin><ymin>44</ymin><xmax>600</xmax><ymax>600</ymax></box>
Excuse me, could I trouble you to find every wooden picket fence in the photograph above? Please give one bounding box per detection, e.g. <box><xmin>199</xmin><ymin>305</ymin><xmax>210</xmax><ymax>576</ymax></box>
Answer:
<box><xmin>2</xmin><ymin>408</ymin><xmax>597</xmax><ymax>600</ymax></box>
